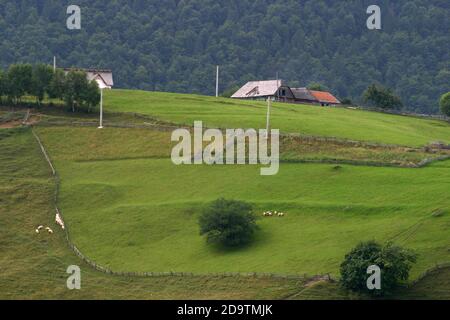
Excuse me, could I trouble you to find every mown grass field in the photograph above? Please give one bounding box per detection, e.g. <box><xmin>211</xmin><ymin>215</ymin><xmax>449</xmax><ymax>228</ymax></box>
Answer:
<box><xmin>1</xmin><ymin>88</ymin><xmax>450</xmax><ymax>299</ymax></box>
<box><xmin>35</xmin><ymin>125</ymin><xmax>450</xmax><ymax>278</ymax></box>
<box><xmin>0</xmin><ymin>127</ymin><xmax>305</xmax><ymax>300</ymax></box>
<box><xmin>1</xmin><ymin>126</ymin><xmax>449</xmax><ymax>299</ymax></box>
<box><xmin>104</xmin><ymin>89</ymin><xmax>450</xmax><ymax>147</ymax></box>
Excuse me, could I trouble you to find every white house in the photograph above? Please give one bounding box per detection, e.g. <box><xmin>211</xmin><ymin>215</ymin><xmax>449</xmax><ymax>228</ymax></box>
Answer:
<box><xmin>63</xmin><ymin>68</ymin><xmax>114</xmax><ymax>89</ymax></box>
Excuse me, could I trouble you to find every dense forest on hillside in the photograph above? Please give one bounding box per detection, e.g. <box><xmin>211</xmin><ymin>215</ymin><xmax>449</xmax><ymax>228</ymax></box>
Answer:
<box><xmin>0</xmin><ymin>0</ymin><xmax>448</xmax><ymax>113</ymax></box>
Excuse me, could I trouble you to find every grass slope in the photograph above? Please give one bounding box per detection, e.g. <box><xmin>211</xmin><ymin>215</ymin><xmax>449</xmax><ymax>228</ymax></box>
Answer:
<box><xmin>104</xmin><ymin>89</ymin><xmax>450</xmax><ymax>147</ymax></box>
<box><xmin>35</xmin><ymin>126</ymin><xmax>450</xmax><ymax>278</ymax></box>
<box><xmin>1</xmin><ymin>121</ymin><xmax>449</xmax><ymax>299</ymax></box>
<box><xmin>0</xmin><ymin>127</ymin><xmax>302</xmax><ymax>300</ymax></box>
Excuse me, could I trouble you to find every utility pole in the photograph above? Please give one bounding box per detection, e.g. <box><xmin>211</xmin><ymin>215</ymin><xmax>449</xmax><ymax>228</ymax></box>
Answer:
<box><xmin>53</xmin><ymin>56</ymin><xmax>56</xmax><ymax>73</ymax></box>
<box><xmin>95</xmin><ymin>78</ymin><xmax>112</xmax><ymax>129</ymax></box>
<box><xmin>266</xmin><ymin>97</ymin><xmax>271</xmax><ymax>139</ymax></box>
<box><xmin>98</xmin><ymin>88</ymin><xmax>104</xmax><ymax>129</ymax></box>
<box><xmin>216</xmin><ymin>65</ymin><xmax>219</xmax><ymax>98</ymax></box>
<box><xmin>276</xmin><ymin>72</ymin><xmax>279</xmax><ymax>102</ymax></box>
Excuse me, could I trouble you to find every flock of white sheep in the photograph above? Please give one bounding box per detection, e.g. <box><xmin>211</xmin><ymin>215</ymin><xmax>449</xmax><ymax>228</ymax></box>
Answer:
<box><xmin>35</xmin><ymin>212</ymin><xmax>65</xmax><ymax>235</ymax></box>
<box><xmin>262</xmin><ymin>210</ymin><xmax>285</xmax><ymax>217</ymax></box>
<box><xmin>35</xmin><ymin>225</ymin><xmax>53</xmax><ymax>234</ymax></box>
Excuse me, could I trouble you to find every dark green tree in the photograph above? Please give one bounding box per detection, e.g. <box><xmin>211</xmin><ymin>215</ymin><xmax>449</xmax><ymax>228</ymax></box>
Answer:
<box><xmin>63</xmin><ymin>71</ymin><xmax>90</xmax><ymax>112</ymax></box>
<box><xmin>0</xmin><ymin>69</ymin><xmax>4</xmax><ymax>103</ymax></box>
<box><xmin>340</xmin><ymin>241</ymin><xmax>417</xmax><ymax>296</ymax></box>
<box><xmin>363</xmin><ymin>84</ymin><xmax>403</xmax><ymax>110</ymax></box>
<box><xmin>31</xmin><ymin>64</ymin><xmax>53</xmax><ymax>105</ymax></box>
<box><xmin>6</xmin><ymin>64</ymin><xmax>33</xmax><ymax>104</ymax></box>
<box><xmin>83</xmin><ymin>80</ymin><xmax>101</xmax><ymax>112</ymax></box>
<box><xmin>48</xmin><ymin>69</ymin><xmax>66</xmax><ymax>100</ymax></box>
<box><xmin>440</xmin><ymin>92</ymin><xmax>450</xmax><ymax>116</ymax></box>
<box><xmin>221</xmin><ymin>85</ymin><xmax>240</xmax><ymax>98</ymax></box>
<box><xmin>199</xmin><ymin>198</ymin><xmax>258</xmax><ymax>247</ymax></box>
<box><xmin>307</xmin><ymin>83</ymin><xmax>327</xmax><ymax>92</ymax></box>
<box><xmin>340</xmin><ymin>98</ymin><xmax>353</xmax><ymax>106</ymax></box>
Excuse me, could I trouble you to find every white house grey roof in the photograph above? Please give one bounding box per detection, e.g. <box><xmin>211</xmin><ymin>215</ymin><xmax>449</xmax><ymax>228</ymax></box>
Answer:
<box><xmin>63</xmin><ymin>68</ymin><xmax>114</xmax><ymax>87</ymax></box>
<box><xmin>231</xmin><ymin>80</ymin><xmax>283</xmax><ymax>98</ymax></box>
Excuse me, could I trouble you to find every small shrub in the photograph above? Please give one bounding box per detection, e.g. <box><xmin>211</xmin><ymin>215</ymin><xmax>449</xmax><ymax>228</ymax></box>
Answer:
<box><xmin>307</xmin><ymin>82</ymin><xmax>328</xmax><ymax>92</ymax></box>
<box><xmin>363</xmin><ymin>84</ymin><xmax>403</xmax><ymax>110</ymax></box>
<box><xmin>221</xmin><ymin>85</ymin><xmax>240</xmax><ymax>98</ymax></box>
<box><xmin>431</xmin><ymin>209</ymin><xmax>445</xmax><ymax>217</ymax></box>
<box><xmin>340</xmin><ymin>98</ymin><xmax>353</xmax><ymax>106</ymax></box>
<box><xmin>199</xmin><ymin>198</ymin><xmax>258</xmax><ymax>247</ymax></box>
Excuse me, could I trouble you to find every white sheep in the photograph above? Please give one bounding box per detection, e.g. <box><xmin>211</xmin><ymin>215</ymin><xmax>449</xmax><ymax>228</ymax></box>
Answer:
<box><xmin>278</xmin><ymin>212</ymin><xmax>285</xmax><ymax>217</ymax></box>
<box><xmin>55</xmin><ymin>213</ymin><xmax>65</xmax><ymax>230</ymax></box>
<box><xmin>47</xmin><ymin>228</ymin><xmax>54</xmax><ymax>234</ymax></box>
<box><xmin>35</xmin><ymin>229</ymin><xmax>40</xmax><ymax>234</ymax></box>
<box><xmin>38</xmin><ymin>225</ymin><xmax>44</xmax><ymax>230</ymax></box>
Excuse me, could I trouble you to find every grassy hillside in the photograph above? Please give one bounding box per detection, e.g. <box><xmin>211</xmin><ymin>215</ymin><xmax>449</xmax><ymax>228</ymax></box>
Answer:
<box><xmin>1</xmin><ymin>102</ymin><xmax>449</xmax><ymax>299</ymax></box>
<box><xmin>104</xmin><ymin>89</ymin><xmax>450</xmax><ymax>147</ymax></box>
<box><xmin>35</xmin><ymin>126</ymin><xmax>450</xmax><ymax>278</ymax></box>
<box><xmin>0</xmin><ymin>127</ymin><xmax>302</xmax><ymax>300</ymax></box>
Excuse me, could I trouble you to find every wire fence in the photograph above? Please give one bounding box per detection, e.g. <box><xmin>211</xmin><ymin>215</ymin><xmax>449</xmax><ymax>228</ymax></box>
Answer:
<box><xmin>408</xmin><ymin>262</ymin><xmax>450</xmax><ymax>288</ymax></box>
<box><xmin>336</xmin><ymin>104</ymin><xmax>450</xmax><ymax>122</ymax></box>
<box><xmin>282</xmin><ymin>155</ymin><xmax>450</xmax><ymax>168</ymax></box>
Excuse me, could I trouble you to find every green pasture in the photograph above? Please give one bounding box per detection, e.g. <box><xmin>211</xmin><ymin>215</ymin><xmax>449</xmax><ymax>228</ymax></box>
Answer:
<box><xmin>104</xmin><ymin>89</ymin><xmax>450</xmax><ymax>147</ymax></box>
<box><xmin>0</xmin><ymin>127</ymin><xmax>302</xmax><ymax>299</ymax></box>
<box><xmin>35</xmin><ymin>126</ymin><xmax>450</xmax><ymax>278</ymax></box>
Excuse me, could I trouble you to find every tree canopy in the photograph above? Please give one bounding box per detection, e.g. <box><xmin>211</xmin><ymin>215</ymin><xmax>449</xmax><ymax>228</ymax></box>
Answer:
<box><xmin>0</xmin><ymin>63</ymin><xmax>100</xmax><ymax>112</ymax></box>
<box><xmin>0</xmin><ymin>1</ymin><xmax>448</xmax><ymax>113</ymax></box>
<box><xmin>340</xmin><ymin>241</ymin><xmax>417</xmax><ymax>296</ymax></box>
<box><xmin>363</xmin><ymin>84</ymin><xmax>403</xmax><ymax>109</ymax></box>
<box><xmin>439</xmin><ymin>92</ymin><xmax>450</xmax><ymax>116</ymax></box>
<box><xmin>199</xmin><ymin>198</ymin><xmax>259</xmax><ymax>247</ymax></box>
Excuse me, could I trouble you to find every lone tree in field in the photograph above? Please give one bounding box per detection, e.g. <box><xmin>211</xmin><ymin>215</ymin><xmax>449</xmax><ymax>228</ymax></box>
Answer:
<box><xmin>363</xmin><ymin>84</ymin><xmax>403</xmax><ymax>110</ymax></box>
<box><xmin>199</xmin><ymin>198</ymin><xmax>258</xmax><ymax>247</ymax></box>
<box><xmin>340</xmin><ymin>241</ymin><xmax>416</xmax><ymax>296</ymax></box>
<box><xmin>440</xmin><ymin>92</ymin><xmax>450</xmax><ymax>116</ymax></box>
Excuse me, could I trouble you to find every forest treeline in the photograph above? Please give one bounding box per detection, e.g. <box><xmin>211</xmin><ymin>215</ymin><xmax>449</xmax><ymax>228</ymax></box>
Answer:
<box><xmin>0</xmin><ymin>0</ymin><xmax>448</xmax><ymax>113</ymax></box>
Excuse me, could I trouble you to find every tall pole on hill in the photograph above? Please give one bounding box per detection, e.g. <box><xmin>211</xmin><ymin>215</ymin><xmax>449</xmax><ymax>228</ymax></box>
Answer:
<box><xmin>276</xmin><ymin>72</ymin><xmax>279</xmax><ymax>102</ymax></box>
<box><xmin>98</xmin><ymin>88</ymin><xmax>104</xmax><ymax>129</ymax></box>
<box><xmin>53</xmin><ymin>56</ymin><xmax>56</xmax><ymax>73</ymax></box>
<box><xmin>215</xmin><ymin>65</ymin><xmax>219</xmax><ymax>98</ymax></box>
<box><xmin>95</xmin><ymin>78</ymin><xmax>112</xmax><ymax>129</ymax></box>
<box><xmin>265</xmin><ymin>97</ymin><xmax>271</xmax><ymax>139</ymax></box>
